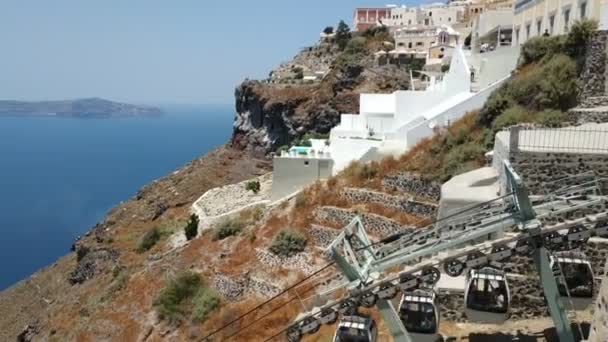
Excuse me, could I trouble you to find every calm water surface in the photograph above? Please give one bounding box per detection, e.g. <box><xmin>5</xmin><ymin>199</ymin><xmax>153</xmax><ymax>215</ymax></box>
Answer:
<box><xmin>0</xmin><ymin>105</ymin><xmax>233</xmax><ymax>290</ymax></box>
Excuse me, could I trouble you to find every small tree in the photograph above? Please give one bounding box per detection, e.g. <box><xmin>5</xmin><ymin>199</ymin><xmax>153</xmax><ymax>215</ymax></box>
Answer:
<box><xmin>184</xmin><ymin>214</ymin><xmax>199</xmax><ymax>241</ymax></box>
<box><xmin>335</xmin><ymin>20</ymin><xmax>351</xmax><ymax>50</ymax></box>
<box><xmin>323</xmin><ymin>26</ymin><xmax>334</xmax><ymax>35</ymax></box>
<box><xmin>245</xmin><ymin>180</ymin><xmax>261</xmax><ymax>194</ymax></box>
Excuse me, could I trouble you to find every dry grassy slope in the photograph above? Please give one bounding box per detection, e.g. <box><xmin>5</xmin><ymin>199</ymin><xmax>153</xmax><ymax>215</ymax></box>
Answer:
<box><xmin>0</xmin><ymin>145</ymin><xmax>270</xmax><ymax>341</ymax></box>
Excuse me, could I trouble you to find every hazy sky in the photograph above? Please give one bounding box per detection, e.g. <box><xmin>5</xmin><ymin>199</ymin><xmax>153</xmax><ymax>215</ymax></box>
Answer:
<box><xmin>1</xmin><ymin>0</ymin><xmax>421</xmax><ymax>104</ymax></box>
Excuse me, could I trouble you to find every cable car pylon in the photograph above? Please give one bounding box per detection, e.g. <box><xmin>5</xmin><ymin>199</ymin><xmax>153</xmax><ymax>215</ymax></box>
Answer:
<box><xmin>285</xmin><ymin>160</ymin><xmax>608</xmax><ymax>342</ymax></box>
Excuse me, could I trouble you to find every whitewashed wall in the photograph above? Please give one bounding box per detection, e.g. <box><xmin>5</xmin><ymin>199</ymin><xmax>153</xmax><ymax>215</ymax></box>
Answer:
<box><xmin>360</xmin><ymin>94</ymin><xmax>395</xmax><ymax>115</ymax></box>
<box><xmin>405</xmin><ymin>76</ymin><xmax>509</xmax><ymax>147</ymax></box>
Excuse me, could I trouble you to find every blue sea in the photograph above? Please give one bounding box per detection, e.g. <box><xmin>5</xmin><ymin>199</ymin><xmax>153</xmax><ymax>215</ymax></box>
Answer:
<box><xmin>0</xmin><ymin>105</ymin><xmax>233</xmax><ymax>290</ymax></box>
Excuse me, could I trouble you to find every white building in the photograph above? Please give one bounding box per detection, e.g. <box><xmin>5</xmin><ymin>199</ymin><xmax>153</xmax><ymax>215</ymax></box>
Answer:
<box><xmin>512</xmin><ymin>0</ymin><xmax>605</xmax><ymax>45</ymax></box>
<box><xmin>271</xmin><ymin>46</ymin><xmax>517</xmax><ymax>200</ymax></box>
<box><xmin>383</xmin><ymin>3</ymin><xmax>465</xmax><ymax>28</ymax></box>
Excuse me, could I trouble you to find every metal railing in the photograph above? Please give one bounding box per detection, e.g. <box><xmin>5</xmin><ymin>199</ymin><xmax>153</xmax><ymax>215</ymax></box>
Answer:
<box><xmin>511</xmin><ymin>126</ymin><xmax>608</xmax><ymax>154</ymax></box>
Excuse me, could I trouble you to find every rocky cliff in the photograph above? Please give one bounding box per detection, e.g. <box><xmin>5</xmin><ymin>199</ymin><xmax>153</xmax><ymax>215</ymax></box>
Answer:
<box><xmin>231</xmin><ymin>33</ymin><xmax>410</xmax><ymax>157</ymax></box>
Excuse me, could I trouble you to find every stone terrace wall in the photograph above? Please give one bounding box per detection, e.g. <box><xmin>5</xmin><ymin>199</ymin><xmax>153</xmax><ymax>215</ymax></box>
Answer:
<box><xmin>340</xmin><ymin>187</ymin><xmax>438</xmax><ymax>218</ymax></box>
<box><xmin>510</xmin><ymin>151</ymin><xmax>608</xmax><ymax>194</ymax></box>
<box><xmin>313</xmin><ymin>206</ymin><xmax>415</xmax><ymax>238</ymax></box>
<box><xmin>212</xmin><ymin>273</ymin><xmax>282</xmax><ymax>300</ymax></box>
<box><xmin>382</xmin><ymin>172</ymin><xmax>441</xmax><ymax>202</ymax></box>
<box><xmin>579</xmin><ymin>30</ymin><xmax>608</xmax><ymax>100</ymax></box>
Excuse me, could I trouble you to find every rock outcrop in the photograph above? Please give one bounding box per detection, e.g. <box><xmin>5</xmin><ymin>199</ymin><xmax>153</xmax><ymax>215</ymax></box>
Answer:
<box><xmin>231</xmin><ymin>37</ymin><xmax>411</xmax><ymax>157</ymax></box>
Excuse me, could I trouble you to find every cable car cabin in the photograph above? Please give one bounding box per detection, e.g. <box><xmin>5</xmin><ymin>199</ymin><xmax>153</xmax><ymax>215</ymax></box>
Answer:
<box><xmin>398</xmin><ymin>290</ymin><xmax>442</xmax><ymax>342</ymax></box>
<box><xmin>333</xmin><ymin>315</ymin><xmax>378</xmax><ymax>342</ymax></box>
<box><xmin>550</xmin><ymin>252</ymin><xmax>595</xmax><ymax>310</ymax></box>
<box><xmin>464</xmin><ymin>267</ymin><xmax>510</xmax><ymax>323</ymax></box>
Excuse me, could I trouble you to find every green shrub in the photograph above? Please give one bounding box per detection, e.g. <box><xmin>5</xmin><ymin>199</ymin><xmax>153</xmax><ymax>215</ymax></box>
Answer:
<box><xmin>519</xmin><ymin>35</ymin><xmax>565</xmax><ymax>65</ymax></box>
<box><xmin>492</xmin><ymin>105</ymin><xmax>529</xmax><ymax>131</ymax></box>
<box><xmin>564</xmin><ymin>19</ymin><xmax>598</xmax><ymax>61</ymax></box>
<box><xmin>191</xmin><ymin>288</ymin><xmax>220</xmax><ymax>322</ymax></box>
<box><xmin>531</xmin><ymin>54</ymin><xmax>578</xmax><ymax>110</ymax></box>
<box><xmin>478</xmin><ymin>89</ymin><xmax>515</xmax><ymax>126</ymax></box>
<box><xmin>276</xmin><ymin>145</ymin><xmax>289</xmax><ymax>154</ymax></box>
<box><xmin>442</xmin><ymin>143</ymin><xmax>486</xmax><ymax>179</ymax></box>
<box><xmin>184</xmin><ymin>214</ymin><xmax>199</xmax><ymax>241</ymax></box>
<box><xmin>137</xmin><ymin>228</ymin><xmax>161</xmax><ymax>253</ymax></box>
<box><xmin>534</xmin><ymin>109</ymin><xmax>568</xmax><ymax>127</ymax></box>
<box><xmin>269</xmin><ymin>229</ymin><xmax>307</xmax><ymax>257</ymax></box>
<box><xmin>245</xmin><ymin>180</ymin><xmax>261</xmax><ymax>194</ymax></box>
<box><xmin>345</xmin><ymin>37</ymin><xmax>367</xmax><ymax>54</ymax></box>
<box><xmin>441</xmin><ymin>64</ymin><xmax>450</xmax><ymax>73</ymax></box>
<box><xmin>323</xmin><ymin>26</ymin><xmax>334</xmax><ymax>35</ymax></box>
<box><xmin>213</xmin><ymin>218</ymin><xmax>243</xmax><ymax>241</ymax></box>
<box><xmin>153</xmin><ymin>271</ymin><xmax>202</xmax><ymax>323</ymax></box>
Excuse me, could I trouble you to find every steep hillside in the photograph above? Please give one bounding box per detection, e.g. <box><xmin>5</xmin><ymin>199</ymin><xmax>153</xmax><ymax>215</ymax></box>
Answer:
<box><xmin>0</xmin><ymin>20</ymin><xmax>602</xmax><ymax>342</ymax></box>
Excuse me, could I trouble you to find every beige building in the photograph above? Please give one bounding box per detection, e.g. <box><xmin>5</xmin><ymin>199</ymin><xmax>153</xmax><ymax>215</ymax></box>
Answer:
<box><xmin>388</xmin><ymin>25</ymin><xmax>460</xmax><ymax>64</ymax></box>
<box><xmin>513</xmin><ymin>0</ymin><xmax>603</xmax><ymax>45</ymax></box>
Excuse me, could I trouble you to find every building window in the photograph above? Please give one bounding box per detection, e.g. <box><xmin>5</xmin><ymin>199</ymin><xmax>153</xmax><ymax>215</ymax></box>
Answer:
<box><xmin>304</xmin><ymin>161</ymin><xmax>309</xmax><ymax>166</ymax></box>
<box><xmin>429</xmin><ymin>11</ymin><xmax>432</xmax><ymax>16</ymax></box>
<box><xmin>526</xmin><ymin>24</ymin><xmax>531</xmax><ymax>39</ymax></box>
<box><xmin>408</xmin><ymin>19</ymin><xmax>412</xmax><ymax>24</ymax></box>
<box><xmin>448</xmin><ymin>17</ymin><xmax>452</xmax><ymax>22</ymax></box>
<box><xmin>564</xmin><ymin>9</ymin><xmax>571</xmax><ymax>31</ymax></box>
<box><xmin>549</xmin><ymin>15</ymin><xmax>555</xmax><ymax>34</ymax></box>
<box><xmin>581</xmin><ymin>2</ymin><xmax>587</xmax><ymax>18</ymax></box>
<box><xmin>416</xmin><ymin>42</ymin><xmax>424</xmax><ymax>46</ymax></box>
<box><xmin>537</xmin><ymin>20</ymin><xmax>542</xmax><ymax>35</ymax></box>
<box><xmin>408</xmin><ymin>42</ymin><xmax>413</xmax><ymax>48</ymax></box>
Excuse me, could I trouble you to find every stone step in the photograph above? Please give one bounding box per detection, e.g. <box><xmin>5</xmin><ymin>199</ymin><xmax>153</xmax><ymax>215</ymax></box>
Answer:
<box><xmin>580</xmin><ymin>96</ymin><xmax>608</xmax><ymax>108</ymax></box>
<box><xmin>568</xmin><ymin>106</ymin><xmax>608</xmax><ymax>124</ymax></box>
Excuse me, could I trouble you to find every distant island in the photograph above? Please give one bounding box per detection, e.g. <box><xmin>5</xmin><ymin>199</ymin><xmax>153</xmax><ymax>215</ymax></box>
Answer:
<box><xmin>0</xmin><ymin>98</ymin><xmax>162</xmax><ymax>118</ymax></box>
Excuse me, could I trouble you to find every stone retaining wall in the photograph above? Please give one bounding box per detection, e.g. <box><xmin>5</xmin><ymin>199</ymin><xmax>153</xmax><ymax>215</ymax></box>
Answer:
<box><xmin>579</xmin><ymin>30</ymin><xmax>608</xmax><ymax>100</ymax></box>
<box><xmin>569</xmin><ymin>107</ymin><xmax>608</xmax><ymax>124</ymax></box>
<box><xmin>309</xmin><ymin>224</ymin><xmax>340</xmax><ymax>248</ymax></box>
<box><xmin>255</xmin><ymin>248</ymin><xmax>318</xmax><ymax>276</ymax></box>
<box><xmin>382</xmin><ymin>172</ymin><xmax>441</xmax><ymax>202</ymax></box>
<box><xmin>510</xmin><ymin>151</ymin><xmax>608</xmax><ymax>194</ymax></box>
<box><xmin>340</xmin><ymin>187</ymin><xmax>438</xmax><ymax>218</ymax></box>
<box><xmin>313</xmin><ymin>206</ymin><xmax>415</xmax><ymax>238</ymax></box>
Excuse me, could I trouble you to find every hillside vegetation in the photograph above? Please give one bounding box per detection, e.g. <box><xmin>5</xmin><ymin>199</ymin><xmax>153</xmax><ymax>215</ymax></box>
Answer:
<box><xmin>362</xmin><ymin>19</ymin><xmax>597</xmax><ymax>183</ymax></box>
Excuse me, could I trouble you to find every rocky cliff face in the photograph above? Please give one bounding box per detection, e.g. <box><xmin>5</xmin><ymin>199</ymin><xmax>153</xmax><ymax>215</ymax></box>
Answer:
<box><xmin>231</xmin><ymin>36</ymin><xmax>411</xmax><ymax>157</ymax></box>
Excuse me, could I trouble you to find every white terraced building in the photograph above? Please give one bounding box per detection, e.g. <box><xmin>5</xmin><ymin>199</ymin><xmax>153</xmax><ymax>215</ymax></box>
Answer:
<box><xmin>271</xmin><ymin>46</ymin><xmax>519</xmax><ymax>200</ymax></box>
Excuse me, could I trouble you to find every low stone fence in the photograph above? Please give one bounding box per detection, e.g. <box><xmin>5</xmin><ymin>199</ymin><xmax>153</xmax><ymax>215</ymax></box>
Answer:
<box><xmin>255</xmin><ymin>248</ymin><xmax>319</xmax><ymax>276</ymax></box>
<box><xmin>313</xmin><ymin>206</ymin><xmax>415</xmax><ymax>238</ymax></box>
<box><xmin>211</xmin><ymin>273</ymin><xmax>282</xmax><ymax>300</ymax></box>
<box><xmin>341</xmin><ymin>187</ymin><xmax>438</xmax><ymax>218</ymax></box>
<box><xmin>382</xmin><ymin>172</ymin><xmax>441</xmax><ymax>202</ymax></box>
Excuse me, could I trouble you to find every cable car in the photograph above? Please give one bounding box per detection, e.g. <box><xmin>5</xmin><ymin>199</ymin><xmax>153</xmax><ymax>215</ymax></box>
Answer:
<box><xmin>464</xmin><ymin>267</ymin><xmax>510</xmax><ymax>323</ymax></box>
<box><xmin>333</xmin><ymin>315</ymin><xmax>378</xmax><ymax>342</ymax></box>
<box><xmin>398</xmin><ymin>289</ymin><xmax>442</xmax><ymax>342</ymax></box>
<box><xmin>550</xmin><ymin>252</ymin><xmax>595</xmax><ymax>310</ymax></box>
